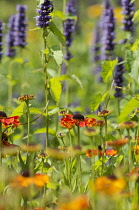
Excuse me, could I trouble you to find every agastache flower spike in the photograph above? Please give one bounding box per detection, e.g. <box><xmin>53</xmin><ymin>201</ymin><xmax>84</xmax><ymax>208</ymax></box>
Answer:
<box><xmin>0</xmin><ymin>20</ymin><xmax>4</xmax><ymax>61</ymax></box>
<box><xmin>36</xmin><ymin>0</ymin><xmax>53</xmax><ymax>28</ymax></box>
<box><xmin>14</xmin><ymin>5</ymin><xmax>28</xmax><ymax>48</ymax></box>
<box><xmin>121</xmin><ymin>0</ymin><xmax>135</xmax><ymax>34</ymax></box>
<box><xmin>101</xmin><ymin>0</ymin><xmax>115</xmax><ymax>60</ymax></box>
<box><xmin>114</xmin><ymin>57</ymin><xmax>124</xmax><ymax>98</ymax></box>
<box><xmin>64</xmin><ymin>0</ymin><xmax>76</xmax><ymax>61</ymax></box>
<box><xmin>6</xmin><ymin>15</ymin><xmax>16</xmax><ymax>58</ymax></box>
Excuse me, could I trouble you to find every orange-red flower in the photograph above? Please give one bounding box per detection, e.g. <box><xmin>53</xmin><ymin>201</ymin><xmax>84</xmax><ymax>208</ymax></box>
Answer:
<box><xmin>105</xmin><ymin>149</ymin><xmax>117</xmax><ymax>156</ymax></box>
<box><xmin>86</xmin><ymin>149</ymin><xmax>98</xmax><ymax>157</ymax></box>
<box><xmin>60</xmin><ymin>114</ymin><xmax>96</xmax><ymax>129</ymax></box>
<box><xmin>0</xmin><ymin>116</ymin><xmax>20</xmax><ymax>128</ymax></box>
<box><xmin>60</xmin><ymin>114</ymin><xmax>76</xmax><ymax>129</ymax></box>
<box><xmin>106</xmin><ymin>139</ymin><xmax>128</xmax><ymax>148</ymax></box>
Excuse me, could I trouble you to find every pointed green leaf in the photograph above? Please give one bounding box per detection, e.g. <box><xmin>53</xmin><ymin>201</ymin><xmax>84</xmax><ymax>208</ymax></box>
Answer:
<box><xmin>71</xmin><ymin>74</ymin><xmax>83</xmax><ymax>89</ymax></box>
<box><xmin>101</xmin><ymin>59</ymin><xmax>118</xmax><ymax>82</ymax></box>
<box><xmin>58</xmin><ymin>74</ymin><xmax>71</xmax><ymax>81</ymax></box>
<box><xmin>29</xmin><ymin>107</ymin><xmax>46</xmax><ymax>116</ymax></box>
<box><xmin>118</xmin><ymin>97</ymin><xmax>139</xmax><ymax>123</ymax></box>
<box><xmin>91</xmin><ymin>94</ymin><xmax>102</xmax><ymax>111</ymax></box>
<box><xmin>48</xmin><ymin>107</ymin><xmax>65</xmax><ymax>116</ymax></box>
<box><xmin>54</xmin><ymin>10</ymin><xmax>66</xmax><ymax>19</ymax></box>
<box><xmin>11</xmin><ymin>102</ymin><xmax>25</xmax><ymax>117</ymax></box>
<box><xmin>49</xmin><ymin>77</ymin><xmax>62</xmax><ymax>102</ymax></box>
<box><xmin>50</xmin><ymin>45</ymin><xmax>63</xmax><ymax>67</ymax></box>
<box><xmin>49</xmin><ymin>22</ymin><xmax>66</xmax><ymax>45</ymax></box>
<box><xmin>133</xmin><ymin>9</ymin><xmax>139</xmax><ymax>21</ymax></box>
<box><xmin>29</xmin><ymin>27</ymin><xmax>41</xmax><ymax>31</ymax></box>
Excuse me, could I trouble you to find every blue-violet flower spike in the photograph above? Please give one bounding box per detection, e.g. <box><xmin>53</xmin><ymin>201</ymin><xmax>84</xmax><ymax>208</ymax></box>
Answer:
<box><xmin>36</xmin><ymin>0</ymin><xmax>53</xmax><ymax>28</ymax></box>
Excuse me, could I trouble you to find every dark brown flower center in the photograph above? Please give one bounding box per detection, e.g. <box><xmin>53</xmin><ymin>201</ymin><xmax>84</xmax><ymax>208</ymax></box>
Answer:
<box><xmin>73</xmin><ymin>114</ymin><xmax>84</xmax><ymax>120</ymax></box>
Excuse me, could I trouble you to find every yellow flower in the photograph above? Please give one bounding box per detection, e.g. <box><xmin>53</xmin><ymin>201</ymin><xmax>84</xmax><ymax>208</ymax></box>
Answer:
<box><xmin>46</xmin><ymin>148</ymin><xmax>70</xmax><ymax>160</ymax></box>
<box><xmin>95</xmin><ymin>176</ymin><xmax>126</xmax><ymax>196</ymax></box>
<box><xmin>21</xmin><ymin>143</ymin><xmax>42</xmax><ymax>152</ymax></box>
<box><xmin>132</xmin><ymin>145</ymin><xmax>139</xmax><ymax>155</ymax></box>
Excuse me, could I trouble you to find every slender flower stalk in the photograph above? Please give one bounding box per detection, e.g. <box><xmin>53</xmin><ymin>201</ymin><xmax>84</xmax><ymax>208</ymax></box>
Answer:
<box><xmin>6</xmin><ymin>15</ymin><xmax>16</xmax><ymax>107</ymax></box>
<box><xmin>14</xmin><ymin>5</ymin><xmax>28</xmax><ymax>96</ymax></box>
<box><xmin>35</xmin><ymin>0</ymin><xmax>53</xmax><ymax>149</ymax></box>
<box><xmin>0</xmin><ymin>20</ymin><xmax>4</xmax><ymax>62</ymax></box>
<box><xmin>0</xmin><ymin>122</ymin><xmax>2</xmax><ymax>165</ymax></box>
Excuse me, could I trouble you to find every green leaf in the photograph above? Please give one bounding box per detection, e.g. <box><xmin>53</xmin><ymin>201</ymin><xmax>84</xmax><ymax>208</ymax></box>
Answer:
<box><xmin>47</xmin><ymin>182</ymin><xmax>59</xmax><ymax>190</ymax></box>
<box><xmin>11</xmin><ymin>102</ymin><xmax>25</xmax><ymax>117</ymax></box>
<box><xmin>34</xmin><ymin>127</ymin><xmax>55</xmax><ymax>135</ymax></box>
<box><xmin>133</xmin><ymin>9</ymin><xmax>139</xmax><ymax>21</ymax></box>
<box><xmin>54</xmin><ymin>10</ymin><xmax>66</xmax><ymax>19</ymax></box>
<box><xmin>71</xmin><ymin>74</ymin><xmax>83</xmax><ymax>89</ymax></box>
<box><xmin>29</xmin><ymin>107</ymin><xmax>46</xmax><ymax>116</ymax></box>
<box><xmin>131</xmin><ymin>39</ymin><xmax>139</xmax><ymax>51</ymax></box>
<box><xmin>91</xmin><ymin>91</ymin><xmax>109</xmax><ymax>111</ymax></box>
<box><xmin>12</xmin><ymin>58</ymin><xmax>25</xmax><ymax>64</ymax></box>
<box><xmin>29</xmin><ymin>27</ymin><xmax>40</xmax><ymax>31</ymax></box>
<box><xmin>58</xmin><ymin>74</ymin><xmax>71</xmax><ymax>81</ymax></box>
<box><xmin>125</xmin><ymin>49</ymin><xmax>139</xmax><ymax>82</ymax></box>
<box><xmin>118</xmin><ymin>97</ymin><xmax>139</xmax><ymax>123</ymax></box>
<box><xmin>91</xmin><ymin>94</ymin><xmax>102</xmax><ymax>111</ymax></box>
<box><xmin>49</xmin><ymin>22</ymin><xmax>66</xmax><ymax>45</ymax></box>
<box><xmin>50</xmin><ymin>45</ymin><xmax>63</xmax><ymax>67</ymax></box>
<box><xmin>48</xmin><ymin>107</ymin><xmax>65</xmax><ymax>116</ymax></box>
<box><xmin>49</xmin><ymin>77</ymin><xmax>62</xmax><ymax>102</ymax></box>
<box><xmin>101</xmin><ymin>59</ymin><xmax>118</xmax><ymax>82</ymax></box>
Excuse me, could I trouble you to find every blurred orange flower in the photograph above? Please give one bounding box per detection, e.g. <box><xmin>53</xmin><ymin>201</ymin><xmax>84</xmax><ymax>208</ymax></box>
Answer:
<box><xmin>11</xmin><ymin>173</ymin><xmax>50</xmax><ymax>188</ymax></box>
<box><xmin>95</xmin><ymin>176</ymin><xmax>126</xmax><ymax>196</ymax></box>
<box><xmin>58</xmin><ymin>195</ymin><xmax>90</xmax><ymax>210</ymax></box>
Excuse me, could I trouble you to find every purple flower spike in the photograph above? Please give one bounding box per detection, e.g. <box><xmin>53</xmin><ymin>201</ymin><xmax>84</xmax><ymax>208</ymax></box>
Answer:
<box><xmin>6</xmin><ymin>15</ymin><xmax>16</xmax><ymax>57</ymax></box>
<box><xmin>114</xmin><ymin>57</ymin><xmax>124</xmax><ymax>98</ymax></box>
<box><xmin>121</xmin><ymin>0</ymin><xmax>135</xmax><ymax>33</ymax></box>
<box><xmin>0</xmin><ymin>20</ymin><xmax>4</xmax><ymax>61</ymax></box>
<box><xmin>101</xmin><ymin>0</ymin><xmax>115</xmax><ymax>60</ymax></box>
<box><xmin>14</xmin><ymin>5</ymin><xmax>28</xmax><ymax>48</ymax></box>
<box><xmin>64</xmin><ymin>0</ymin><xmax>76</xmax><ymax>61</ymax></box>
<box><xmin>36</xmin><ymin>0</ymin><xmax>53</xmax><ymax>28</ymax></box>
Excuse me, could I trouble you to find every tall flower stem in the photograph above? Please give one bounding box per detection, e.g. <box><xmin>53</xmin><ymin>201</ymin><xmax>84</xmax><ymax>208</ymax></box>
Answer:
<box><xmin>43</xmin><ymin>28</ymin><xmax>49</xmax><ymax>149</ymax></box>
<box><xmin>77</xmin><ymin>126</ymin><xmax>82</xmax><ymax>192</ymax></box>
<box><xmin>0</xmin><ymin>122</ymin><xmax>2</xmax><ymax>165</ymax></box>
<box><xmin>25</xmin><ymin>100</ymin><xmax>30</xmax><ymax>149</ymax></box>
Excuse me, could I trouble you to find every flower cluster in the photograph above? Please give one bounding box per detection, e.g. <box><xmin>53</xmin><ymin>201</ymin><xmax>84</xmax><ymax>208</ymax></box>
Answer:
<box><xmin>95</xmin><ymin>175</ymin><xmax>126</xmax><ymax>195</ymax></box>
<box><xmin>6</xmin><ymin>15</ymin><xmax>16</xmax><ymax>58</ymax></box>
<box><xmin>57</xmin><ymin>195</ymin><xmax>90</xmax><ymax>210</ymax></box>
<box><xmin>60</xmin><ymin>114</ymin><xmax>96</xmax><ymax>130</ymax></box>
<box><xmin>64</xmin><ymin>0</ymin><xmax>76</xmax><ymax>61</ymax></box>
<box><xmin>0</xmin><ymin>111</ymin><xmax>20</xmax><ymax>128</ymax></box>
<box><xmin>11</xmin><ymin>172</ymin><xmax>50</xmax><ymax>188</ymax></box>
<box><xmin>0</xmin><ymin>20</ymin><xmax>4</xmax><ymax>61</ymax></box>
<box><xmin>121</xmin><ymin>0</ymin><xmax>135</xmax><ymax>33</ymax></box>
<box><xmin>114</xmin><ymin>57</ymin><xmax>124</xmax><ymax>98</ymax></box>
<box><xmin>36</xmin><ymin>0</ymin><xmax>53</xmax><ymax>28</ymax></box>
<box><xmin>101</xmin><ymin>0</ymin><xmax>115</xmax><ymax>60</ymax></box>
<box><xmin>14</xmin><ymin>5</ymin><xmax>28</xmax><ymax>48</ymax></box>
<box><xmin>18</xmin><ymin>94</ymin><xmax>34</xmax><ymax>102</ymax></box>
<box><xmin>2</xmin><ymin>137</ymin><xmax>21</xmax><ymax>157</ymax></box>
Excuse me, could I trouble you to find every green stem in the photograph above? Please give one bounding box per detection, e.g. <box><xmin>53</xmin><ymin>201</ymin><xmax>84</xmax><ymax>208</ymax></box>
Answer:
<box><xmin>8</xmin><ymin>59</ymin><xmax>13</xmax><ymax>107</ymax></box>
<box><xmin>63</xmin><ymin>0</ymin><xmax>66</xmax><ymax>14</ymax></box>
<box><xmin>0</xmin><ymin>122</ymin><xmax>2</xmax><ymax>165</ymax></box>
<box><xmin>105</xmin><ymin>80</ymin><xmax>114</xmax><ymax>109</ymax></box>
<box><xmin>43</xmin><ymin>29</ymin><xmax>49</xmax><ymax>149</ymax></box>
<box><xmin>77</xmin><ymin>126</ymin><xmax>82</xmax><ymax>192</ymax></box>
<box><xmin>26</xmin><ymin>100</ymin><xmax>30</xmax><ymax>148</ymax></box>
<box><xmin>117</xmin><ymin>97</ymin><xmax>120</xmax><ymax>115</ymax></box>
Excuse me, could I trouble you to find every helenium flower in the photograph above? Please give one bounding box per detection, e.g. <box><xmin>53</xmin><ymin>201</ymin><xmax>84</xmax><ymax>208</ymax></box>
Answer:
<box><xmin>6</xmin><ymin>15</ymin><xmax>16</xmax><ymax>57</ymax></box>
<box><xmin>36</xmin><ymin>0</ymin><xmax>53</xmax><ymax>28</ymax></box>
<box><xmin>14</xmin><ymin>5</ymin><xmax>28</xmax><ymax>48</ymax></box>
